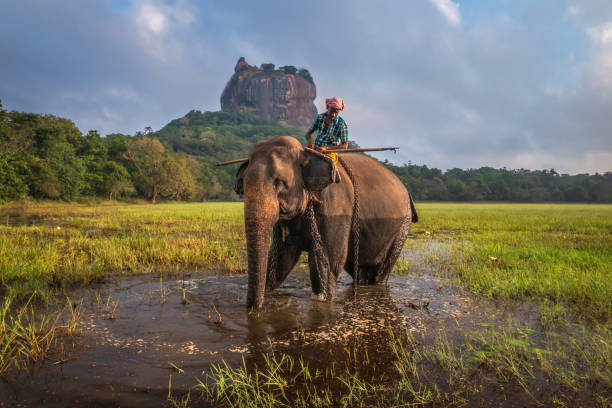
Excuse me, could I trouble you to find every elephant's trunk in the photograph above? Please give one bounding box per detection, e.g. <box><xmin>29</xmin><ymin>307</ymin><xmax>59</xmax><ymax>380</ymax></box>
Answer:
<box><xmin>244</xmin><ymin>179</ymin><xmax>278</xmax><ymax>310</ymax></box>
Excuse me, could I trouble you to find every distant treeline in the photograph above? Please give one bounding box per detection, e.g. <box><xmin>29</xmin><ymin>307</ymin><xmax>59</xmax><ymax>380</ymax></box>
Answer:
<box><xmin>1</xmin><ymin>99</ymin><xmax>610</xmax><ymax>203</ymax></box>
<box><xmin>0</xmin><ymin>100</ymin><xmax>210</xmax><ymax>202</ymax></box>
<box><xmin>387</xmin><ymin>163</ymin><xmax>612</xmax><ymax>203</ymax></box>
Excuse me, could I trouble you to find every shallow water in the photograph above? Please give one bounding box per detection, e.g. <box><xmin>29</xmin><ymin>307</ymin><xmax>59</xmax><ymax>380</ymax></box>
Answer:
<box><xmin>0</xmin><ymin>269</ymin><xmax>538</xmax><ymax>407</ymax></box>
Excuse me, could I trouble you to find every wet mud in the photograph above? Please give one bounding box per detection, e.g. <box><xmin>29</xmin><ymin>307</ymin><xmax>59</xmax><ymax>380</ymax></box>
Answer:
<box><xmin>0</xmin><ymin>268</ymin><xmax>543</xmax><ymax>407</ymax></box>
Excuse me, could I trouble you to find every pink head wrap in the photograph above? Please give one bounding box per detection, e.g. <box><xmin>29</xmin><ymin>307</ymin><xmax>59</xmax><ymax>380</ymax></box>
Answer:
<box><xmin>325</xmin><ymin>97</ymin><xmax>345</xmax><ymax>111</ymax></box>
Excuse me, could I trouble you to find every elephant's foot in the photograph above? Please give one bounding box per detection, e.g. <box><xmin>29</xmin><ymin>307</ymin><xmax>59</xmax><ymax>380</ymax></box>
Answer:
<box><xmin>358</xmin><ymin>267</ymin><xmax>378</xmax><ymax>285</ymax></box>
<box><xmin>310</xmin><ymin>293</ymin><xmax>327</xmax><ymax>302</ymax></box>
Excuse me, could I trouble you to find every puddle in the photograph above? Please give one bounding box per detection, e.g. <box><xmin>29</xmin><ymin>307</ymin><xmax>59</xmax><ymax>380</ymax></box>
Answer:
<box><xmin>0</xmin><ymin>269</ymin><xmax>540</xmax><ymax>407</ymax></box>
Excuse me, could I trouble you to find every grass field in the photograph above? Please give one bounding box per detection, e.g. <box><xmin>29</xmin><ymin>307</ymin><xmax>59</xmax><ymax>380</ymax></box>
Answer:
<box><xmin>1</xmin><ymin>201</ymin><xmax>611</xmax><ymax>406</ymax></box>
<box><xmin>1</xmin><ymin>201</ymin><xmax>610</xmax><ymax>321</ymax></box>
<box><xmin>404</xmin><ymin>202</ymin><xmax>612</xmax><ymax>322</ymax></box>
<box><xmin>0</xmin><ymin>201</ymin><xmax>245</xmax><ymax>300</ymax></box>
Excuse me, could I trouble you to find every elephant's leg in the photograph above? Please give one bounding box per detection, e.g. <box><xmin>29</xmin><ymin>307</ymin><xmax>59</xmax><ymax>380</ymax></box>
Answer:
<box><xmin>375</xmin><ymin>215</ymin><xmax>411</xmax><ymax>285</ymax></box>
<box><xmin>266</xmin><ymin>241</ymin><xmax>302</xmax><ymax>292</ymax></box>
<box><xmin>356</xmin><ymin>266</ymin><xmax>378</xmax><ymax>285</ymax></box>
<box><xmin>344</xmin><ymin>252</ymin><xmax>378</xmax><ymax>285</ymax></box>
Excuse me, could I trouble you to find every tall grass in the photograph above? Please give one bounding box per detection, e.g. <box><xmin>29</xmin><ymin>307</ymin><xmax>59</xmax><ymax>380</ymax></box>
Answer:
<box><xmin>0</xmin><ymin>294</ymin><xmax>82</xmax><ymax>375</ymax></box>
<box><xmin>191</xmin><ymin>323</ymin><xmax>611</xmax><ymax>407</ymax></box>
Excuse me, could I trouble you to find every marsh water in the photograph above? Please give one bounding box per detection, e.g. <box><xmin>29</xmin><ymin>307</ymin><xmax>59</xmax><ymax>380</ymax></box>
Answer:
<box><xmin>0</xmin><ymin>266</ymin><xmax>542</xmax><ymax>408</ymax></box>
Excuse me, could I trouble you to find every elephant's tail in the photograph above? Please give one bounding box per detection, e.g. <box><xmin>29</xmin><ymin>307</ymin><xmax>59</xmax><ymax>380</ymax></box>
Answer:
<box><xmin>409</xmin><ymin>193</ymin><xmax>418</xmax><ymax>223</ymax></box>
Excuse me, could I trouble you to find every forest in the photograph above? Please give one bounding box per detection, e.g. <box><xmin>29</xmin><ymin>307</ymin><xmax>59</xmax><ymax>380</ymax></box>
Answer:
<box><xmin>1</xmin><ymin>99</ymin><xmax>610</xmax><ymax>203</ymax></box>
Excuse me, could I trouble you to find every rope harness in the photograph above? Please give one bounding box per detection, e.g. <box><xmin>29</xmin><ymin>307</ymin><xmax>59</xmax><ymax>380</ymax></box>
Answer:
<box><xmin>268</xmin><ymin>156</ymin><xmax>361</xmax><ymax>299</ymax></box>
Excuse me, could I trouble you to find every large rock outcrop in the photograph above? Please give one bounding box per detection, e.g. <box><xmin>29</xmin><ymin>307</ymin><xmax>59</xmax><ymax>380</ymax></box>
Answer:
<box><xmin>220</xmin><ymin>58</ymin><xmax>318</xmax><ymax>128</ymax></box>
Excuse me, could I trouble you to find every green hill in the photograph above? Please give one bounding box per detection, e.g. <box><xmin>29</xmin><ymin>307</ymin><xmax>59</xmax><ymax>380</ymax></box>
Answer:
<box><xmin>155</xmin><ymin>109</ymin><xmax>307</xmax><ymax>158</ymax></box>
<box><xmin>153</xmin><ymin>109</ymin><xmax>307</xmax><ymax>196</ymax></box>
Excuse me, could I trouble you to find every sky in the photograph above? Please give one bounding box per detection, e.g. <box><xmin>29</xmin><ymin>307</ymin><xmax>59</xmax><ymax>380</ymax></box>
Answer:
<box><xmin>1</xmin><ymin>0</ymin><xmax>611</xmax><ymax>174</ymax></box>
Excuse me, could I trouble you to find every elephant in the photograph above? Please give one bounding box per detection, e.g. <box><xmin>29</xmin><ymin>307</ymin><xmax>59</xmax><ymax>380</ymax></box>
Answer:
<box><xmin>235</xmin><ymin>136</ymin><xmax>418</xmax><ymax>310</ymax></box>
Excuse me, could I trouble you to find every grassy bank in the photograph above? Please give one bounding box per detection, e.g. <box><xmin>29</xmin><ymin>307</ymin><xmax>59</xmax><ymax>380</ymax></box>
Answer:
<box><xmin>404</xmin><ymin>203</ymin><xmax>612</xmax><ymax>321</ymax></box>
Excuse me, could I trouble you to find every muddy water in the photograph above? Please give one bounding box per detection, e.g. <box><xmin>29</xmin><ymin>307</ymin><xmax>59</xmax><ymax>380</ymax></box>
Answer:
<box><xmin>0</xmin><ymin>269</ymin><xmax>534</xmax><ymax>408</ymax></box>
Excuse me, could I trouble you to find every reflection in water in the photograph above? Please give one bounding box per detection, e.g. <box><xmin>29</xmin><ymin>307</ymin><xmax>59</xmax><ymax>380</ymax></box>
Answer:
<box><xmin>0</xmin><ymin>270</ymin><xmax>477</xmax><ymax>407</ymax></box>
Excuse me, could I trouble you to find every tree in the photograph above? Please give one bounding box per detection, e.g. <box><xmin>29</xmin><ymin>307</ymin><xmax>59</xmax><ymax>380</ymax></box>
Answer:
<box><xmin>158</xmin><ymin>155</ymin><xmax>197</xmax><ymax>201</ymax></box>
<box><xmin>123</xmin><ymin>137</ymin><xmax>167</xmax><ymax>203</ymax></box>
<box><xmin>0</xmin><ymin>150</ymin><xmax>28</xmax><ymax>200</ymax></box>
<box><xmin>80</xmin><ymin>130</ymin><xmax>108</xmax><ymax>196</ymax></box>
<box><xmin>297</xmin><ymin>68</ymin><xmax>313</xmax><ymax>83</ymax></box>
<box><xmin>565</xmin><ymin>186</ymin><xmax>588</xmax><ymax>202</ymax></box>
<box><xmin>100</xmin><ymin>161</ymin><xmax>134</xmax><ymax>200</ymax></box>
<box><xmin>27</xmin><ymin>158</ymin><xmax>61</xmax><ymax>199</ymax></box>
<box><xmin>105</xmin><ymin>133</ymin><xmax>130</xmax><ymax>161</ymax></box>
<box><xmin>279</xmin><ymin>65</ymin><xmax>297</xmax><ymax>75</ymax></box>
<box><xmin>260</xmin><ymin>63</ymin><xmax>275</xmax><ymax>71</ymax></box>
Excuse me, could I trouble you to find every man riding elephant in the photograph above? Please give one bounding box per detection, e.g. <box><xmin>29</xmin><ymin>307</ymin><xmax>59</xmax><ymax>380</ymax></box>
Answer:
<box><xmin>305</xmin><ymin>97</ymin><xmax>349</xmax><ymax>152</ymax></box>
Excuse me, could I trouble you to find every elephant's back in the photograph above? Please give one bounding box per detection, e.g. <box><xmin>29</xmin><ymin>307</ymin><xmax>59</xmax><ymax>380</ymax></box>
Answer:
<box><xmin>340</xmin><ymin>153</ymin><xmax>409</xmax><ymax>219</ymax></box>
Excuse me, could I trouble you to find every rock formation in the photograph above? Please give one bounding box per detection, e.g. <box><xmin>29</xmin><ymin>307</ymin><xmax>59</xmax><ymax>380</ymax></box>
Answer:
<box><xmin>220</xmin><ymin>58</ymin><xmax>318</xmax><ymax>128</ymax></box>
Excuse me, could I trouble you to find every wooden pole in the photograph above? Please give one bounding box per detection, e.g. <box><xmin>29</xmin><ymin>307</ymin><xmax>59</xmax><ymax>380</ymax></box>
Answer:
<box><xmin>215</xmin><ymin>147</ymin><xmax>399</xmax><ymax>167</ymax></box>
<box><xmin>214</xmin><ymin>158</ymin><xmax>251</xmax><ymax>166</ymax></box>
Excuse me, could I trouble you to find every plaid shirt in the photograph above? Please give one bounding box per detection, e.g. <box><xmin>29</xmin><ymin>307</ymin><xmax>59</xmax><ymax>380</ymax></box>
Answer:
<box><xmin>309</xmin><ymin>113</ymin><xmax>348</xmax><ymax>147</ymax></box>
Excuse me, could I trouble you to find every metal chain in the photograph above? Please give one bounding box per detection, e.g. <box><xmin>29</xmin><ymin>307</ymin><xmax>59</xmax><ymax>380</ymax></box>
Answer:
<box><xmin>267</xmin><ymin>155</ymin><xmax>360</xmax><ymax>299</ymax></box>
<box><xmin>337</xmin><ymin>156</ymin><xmax>360</xmax><ymax>289</ymax></box>
<box><xmin>266</xmin><ymin>224</ymin><xmax>282</xmax><ymax>289</ymax></box>
<box><xmin>305</xmin><ymin>196</ymin><xmax>331</xmax><ymax>299</ymax></box>
<box><xmin>267</xmin><ymin>197</ymin><xmax>331</xmax><ymax>298</ymax></box>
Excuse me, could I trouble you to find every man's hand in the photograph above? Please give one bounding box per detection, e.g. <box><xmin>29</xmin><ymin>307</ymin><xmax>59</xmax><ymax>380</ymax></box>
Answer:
<box><xmin>305</xmin><ymin>130</ymin><xmax>315</xmax><ymax>149</ymax></box>
<box><xmin>324</xmin><ymin>142</ymin><xmax>348</xmax><ymax>151</ymax></box>
<box><xmin>315</xmin><ymin>146</ymin><xmax>327</xmax><ymax>152</ymax></box>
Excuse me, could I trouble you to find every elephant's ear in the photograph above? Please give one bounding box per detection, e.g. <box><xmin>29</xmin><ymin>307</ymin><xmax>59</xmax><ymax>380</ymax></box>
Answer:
<box><xmin>301</xmin><ymin>149</ymin><xmax>337</xmax><ymax>191</ymax></box>
<box><xmin>234</xmin><ymin>161</ymin><xmax>249</xmax><ymax>196</ymax></box>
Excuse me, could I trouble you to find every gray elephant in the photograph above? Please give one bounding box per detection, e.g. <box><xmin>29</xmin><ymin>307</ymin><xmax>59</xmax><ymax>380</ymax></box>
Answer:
<box><xmin>235</xmin><ymin>136</ymin><xmax>418</xmax><ymax>309</ymax></box>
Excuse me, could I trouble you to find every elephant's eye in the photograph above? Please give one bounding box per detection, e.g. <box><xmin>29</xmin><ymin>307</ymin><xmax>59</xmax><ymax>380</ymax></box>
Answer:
<box><xmin>274</xmin><ymin>178</ymin><xmax>288</xmax><ymax>191</ymax></box>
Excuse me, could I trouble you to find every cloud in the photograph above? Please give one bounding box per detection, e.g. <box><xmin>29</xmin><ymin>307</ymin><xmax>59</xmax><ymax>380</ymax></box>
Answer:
<box><xmin>131</xmin><ymin>0</ymin><xmax>197</xmax><ymax>61</ymax></box>
<box><xmin>587</xmin><ymin>21</ymin><xmax>612</xmax><ymax>45</ymax></box>
<box><xmin>430</xmin><ymin>0</ymin><xmax>461</xmax><ymax>26</ymax></box>
<box><xmin>0</xmin><ymin>0</ymin><xmax>611</xmax><ymax>174</ymax></box>
<box><xmin>134</xmin><ymin>0</ymin><xmax>195</xmax><ymax>34</ymax></box>
<box><xmin>567</xmin><ymin>5</ymin><xmax>581</xmax><ymax>17</ymax></box>
<box><xmin>585</xmin><ymin>21</ymin><xmax>612</xmax><ymax>89</ymax></box>
<box><xmin>137</xmin><ymin>3</ymin><xmax>167</xmax><ymax>34</ymax></box>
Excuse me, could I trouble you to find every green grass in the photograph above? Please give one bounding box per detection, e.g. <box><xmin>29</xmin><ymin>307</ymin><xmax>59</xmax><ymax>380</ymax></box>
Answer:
<box><xmin>1</xmin><ymin>201</ymin><xmax>611</xmax><ymax>321</ymax></box>
<box><xmin>186</xmin><ymin>323</ymin><xmax>611</xmax><ymax>407</ymax></box>
<box><xmin>0</xmin><ymin>295</ymin><xmax>82</xmax><ymax>375</ymax></box>
<box><xmin>0</xmin><ymin>201</ymin><xmax>245</xmax><ymax>299</ymax></box>
<box><xmin>404</xmin><ymin>203</ymin><xmax>612</xmax><ymax>321</ymax></box>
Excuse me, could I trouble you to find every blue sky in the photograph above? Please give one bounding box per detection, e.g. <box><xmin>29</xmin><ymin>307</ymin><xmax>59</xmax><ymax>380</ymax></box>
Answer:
<box><xmin>1</xmin><ymin>0</ymin><xmax>611</xmax><ymax>174</ymax></box>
